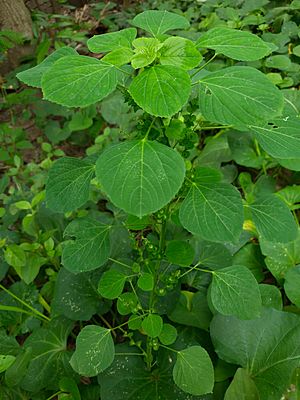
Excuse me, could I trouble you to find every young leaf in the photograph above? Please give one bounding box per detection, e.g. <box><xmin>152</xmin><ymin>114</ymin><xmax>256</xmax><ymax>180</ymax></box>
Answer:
<box><xmin>160</xmin><ymin>37</ymin><xmax>202</xmax><ymax>70</ymax></box>
<box><xmin>211</xmin><ymin>308</ymin><xmax>300</xmax><ymax>400</ymax></box>
<box><xmin>70</xmin><ymin>325</ymin><xmax>114</xmax><ymax>377</ymax></box>
<box><xmin>16</xmin><ymin>47</ymin><xmax>77</xmax><ymax>87</ymax></box>
<box><xmin>249</xmin><ymin>195</ymin><xmax>298</xmax><ymax>243</ymax></box>
<box><xmin>131</xmin><ymin>38</ymin><xmax>162</xmax><ymax>69</ymax></box>
<box><xmin>98</xmin><ymin>270</ymin><xmax>127</xmax><ymax>299</ymax></box>
<box><xmin>159</xmin><ymin>323</ymin><xmax>177</xmax><ymax>345</ymax></box>
<box><xmin>198</xmin><ymin>66</ymin><xmax>283</xmax><ymax>128</ymax></box>
<box><xmin>142</xmin><ymin>314</ymin><xmax>163</xmax><ymax>337</ymax></box>
<box><xmin>284</xmin><ymin>266</ymin><xmax>300</xmax><ymax>306</ymax></box>
<box><xmin>131</xmin><ymin>10</ymin><xmax>189</xmax><ymax>36</ymax></box>
<box><xmin>62</xmin><ymin>218</ymin><xmax>111</xmax><ymax>273</ymax></box>
<box><xmin>46</xmin><ymin>157</ymin><xmax>94</xmax><ymax>213</ymax></box>
<box><xmin>197</xmin><ymin>27</ymin><xmax>272</xmax><ymax>61</ymax></box>
<box><xmin>42</xmin><ymin>56</ymin><xmax>118</xmax><ymax>107</ymax></box>
<box><xmin>173</xmin><ymin>346</ymin><xmax>214</xmax><ymax>395</ymax></box>
<box><xmin>165</xmin><ymin>240</ymin><xmax>195</xmax><ymax>266</ymax></box>
<box><xmin>117</xmin><ymin>293</ymin><xmax>137</xmax><ymax>315</ymax></box>
<box><xmin>224</xmin><ymin>368</ymin><xmax>260</xmax><ymax>400</ymax></box>
<box><xmin>137</xmin><ymin>273</ymin><xmax>154</xmax><ymax>291</ymax></box>
<box><xmin>102</xmin><ymin>47</ymin><xmax>134</xmax><ymax>66</ymax></box>
<box><xmin>0</xmin><ymin>355</ymin><xmax>16</xmax><ymax>373</ymax></box>
<box><xmin>179</xmin><ymin>182</ymin><xmax>244</xmax><ymax>243</ymax></box>
<box><xmin>250</xmin><ymin>117</ymin><xmax>300</xmax><ymax>159</ymax></box>
<box><xmin>96</xmin><ymin>140</ymin><xmax>185</xmax><ymax>217</ymax></box>
<box><xmin>129</xmin><ymin>65</ymin><xmax>191</xmax><ymax>117</ymax></box>
<box><xmin>211</xmin><ymin>265</ymin><xmax>262</xmax><ymax>319</ymax></box>
<box><xmin>87</xmin><ymin>28</ymin><xmax>137</xmax><ymax>53</ymax></box>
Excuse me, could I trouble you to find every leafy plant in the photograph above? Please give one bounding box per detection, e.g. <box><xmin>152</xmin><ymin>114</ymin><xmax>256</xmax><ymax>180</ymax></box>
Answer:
<box><xmin>1</xmin><ymin>7</ymin><xmax>300</xmax><ymax>399</ymax></box>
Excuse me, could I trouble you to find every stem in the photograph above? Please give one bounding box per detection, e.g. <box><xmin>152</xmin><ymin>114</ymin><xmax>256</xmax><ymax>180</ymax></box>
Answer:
<box><xmin>99</xmin><ymin>315</ymin><xmax>117</xmax><ymax>338</ymax></box>
<box><xmin>191</xmin><ymin>53</ymin><xmax>218</xmax><ymax>78</ymax></box>
<box><xmin>45</xmin><ymin>391</ymin><xmax>63</xmax><ymax>400</ymax></box>
<box><xmin>0</xmin><ymin>284</ymin><xmax>50</xmax><ymax>322</ymax></box>
<box><xmin>108</xmin><ymin>258</ymin><xmax>132</xmax><ymax>270</ymax></box>
<box><xmin>144</xmin><ymin>117</ymin><xmax>157</xmax><ymax>140</ymax></box>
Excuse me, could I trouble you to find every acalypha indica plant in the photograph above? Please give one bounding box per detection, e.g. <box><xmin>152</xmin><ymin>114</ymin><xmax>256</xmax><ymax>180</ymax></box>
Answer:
<box><xmin>17</xmin><ymin>9</ymin><xmax>300</xmax><ymax>399</ymax></box>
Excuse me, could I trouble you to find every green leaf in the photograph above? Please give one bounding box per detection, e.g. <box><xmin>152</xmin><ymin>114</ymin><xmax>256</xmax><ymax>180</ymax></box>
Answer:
<box><xmin>16</xmin><ymin>47</ymin><xmax>77</xmax><ymax>87</ymax></box>
<box><xmin>137</xmin><ymin>273</ymin><xmax>154</xmax><ymax>291</ymax></box>
<box><xmin>284</xmin><ymin>266</ymin><xmax>300</xmax><ymax>307</ymax></box>
<box><xmin>70</xmin><ymin>325</ymin><xmax>114</xmax><ymax>377</ymax></box>
<box><xmin>46</xmin><ymin>157</ymin><xmax>94</xmax><ymax>212</ymax></box>
<box><xmin>233</xmin><ymin>243</ymin><xmax>265</xmax><ymax>282</ymax></box>
<box><xmin>198</xmin><ymin>66</ymin><xmax>283</xmax><ymax>128</ymax></box>
<box><xmin>98</xmin><ymin>269</ymin><xmax>127</xmax><ymax>299</ymax></box>
<box><xmin>21</xmin><ymin>318</ymin><xmax>74</xmax><ymax>392</ymax></box>
<box><xmin>5</xmin><ymin>348</ymin><xmax>32</xmax><ymax>387</ymax></box>
<box><xmin>59</xmin><ymin>377</ymin><xmax>81</xmax><ymax>400</ymax></box>
<box><xmin>132</xmin><ymin>10</ymin><xmax>189</xmax><ymax>36</ymax></box>
<box><xmin>0</xmin><ymin>355</ymin><xmax>16</xmax><ymax>373</ymax></box>
<box><xmin>173</xmin><ymin>346</ymin><xmax>214</xmax><ymax>396</ymax></box>
<box><xmin>249</xmin><ymin>195</ymin><xmax>298</xmax><ymax>243</ymax></box>
<box><xmin>160</xmin><ymin>37</ymin><xmax>202</xmax><ymax>70</ymax></box>
<box><xmin>117</xmin><ymin>293</ymin><xmax>137</xmax><ymax>315</ymax></box>
<box><xmin>259</xmin><ymin>284</ymin><xmax>282</xmax><ymax>310</ymax></box>
<box><xmin>179</xmin><ymin>177</ymin><xmax>244</xmax><ymax>243</ymax></box>
<box><xmin>62</xmin><ymin>218</ymin><xmax>111</xmax><ymax>273</ymax></box>
<box><xmin>250</xmin><ymin>118</ymin><xmax>300</xmax><ymax>159</ymax></box>
<box><xmin>142</xmin><ymin>314</ymin><xmax>163</xmax><ymax>337</ymax></box>
<box><xmin>87</xmin><ymin>28</ymin><xmax>137</xmax><ymax>53</ymax></box>
<box><xmin>42</xmin><ymin>56</ymin><xmax>118</xmax><ymax>107</ymax></box>
<box><xmin>265</xmin><ymin>55</ymin><xmax>291</xmax><ymax>70</ymax></box>
<box><xmin>102</xmin><ymin>47</ymin><xmax>134</xmax><ymax>66</ymax></box>
<box><xmin>165</xmin><ymin>240</ymin><xmax>195</xmax><ymax>266</ymax></box>
<box><xmin>129</xmin><ymin>65</ymin><xmax>191</xmax><ymax>117</ymax></box>
<box><xmin>96</xmin><ymin>140</ymin><xmax>185</xmax><ymax>217</ymax></box>
<box><xmin>224</xmin><ymin>368</ymin><xmax>259</xmax><ymax>400</ymax></box>
<box><xmin>197</xmin><ymin>28</ymin><xmax>272</xmax><ymax>61</ymax></box>
<box><xmin>52</xmin><ymin>268</ymin><xmax>103</xmax><ymax>320</ymax></box>
<box><xmin>4</xmin><ymin>245</ymin><xmax>26</xmax><ymax>268</ymax></box>
<box><xmin>211</xmin><ymin>265</ymin><xmax>262</xmax><ymax>319</ymax></box>
<box><xmin>159</xmin><ymin>323</ymin><xmax>177</xmax><ymax>345</ymax></box>
<box><xmin>211</xmin><ymin>308</ymin><xmax>300</xmax><ymax>400</ymax></box>
<box><xmin>131</xmin><ymin>38</ymin><xmax>162</xmax><ymax>69</ymax></box>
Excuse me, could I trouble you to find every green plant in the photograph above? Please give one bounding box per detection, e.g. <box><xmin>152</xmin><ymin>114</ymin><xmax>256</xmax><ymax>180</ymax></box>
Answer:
<box><xmin>2</xmin><ymin>8</ymin><xmax>300</xmax><ymax>399</ymax></box>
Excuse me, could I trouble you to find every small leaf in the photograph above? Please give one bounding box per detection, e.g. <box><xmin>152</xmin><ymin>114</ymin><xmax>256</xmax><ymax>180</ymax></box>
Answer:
<box><xmin>117</xmin><ymin>293</ymin><xmax>137</xmax><ymax>315</ymax></box>
<box><xmin>129</xmin><ymin>65</ymin><xmax>191</xmax><ymax>117</ymax></box>
<box><xmin>165</xmin><ymin>241</ymin><xmax>195</xmax><ymax>266</ymax></box>
<box><xmin>159</xmin><ymin>323</ymin><xmax>177</xmax><ymax>345</ymax></box>
<box><xmin>137</xmin><ymin>273</ymin><xmax>154</xmax><ymax>291</ymax></box>
<box><xmin>249</xmin><ymin>195</ymin><xmax>298</xmax><ymax>243</ymax></box>
<box><xmin>284</xmin><ymin>266</ymin><xmax>300</xmax><ymax>307</ymax></box>
<box><xmin>198</xmin><ymin>66</ymin><xmax>283</xmax><ymax>128</ymax></box>
<box><xmin>173</xmin><ymin>346</ymin><xmax>214</xmax><ymax>395</ymax></box>
<box><xmin>142</xmin><ymin>314</ymin><xmax>163</xmax><ymax>338</ymax></box>
<box><xmin>4</xmin><ymin>245</ymin><xmax>26</xmax><ymax>268</ymax></box>
<box><xmin>16</xmin><ymin>47</ymin><xmax>77</xmax><ymax>87</ymax></box>
<box><xmin>211</xmin><ymin>265</ymin><xmax>262</xmax><ymax>319</ymax></box>
<box><xmin>160</xmin><ymin>37</ymin><xmax>202</xmax><ymax>70</ymax></box>
<box><xmin>250</xmin><ymin>117</ymin><xmax>300</xmax><ymax>159</ymax></box>
<box><xmin>96</xmin><ymin>140</ymin><xmax>185</xmax><ymax>217</ymax></box>
<box><xmin>62</xmin><ymin>218</ymin><xmax>111</xmax><ymax>273</ymax></box>
<box><xmin>132</xmin><ymin>10</ymin><xmax>189</xmax><ymax>36</ymax></box>
<box><xmin>131</xmin><ymin>38</ymin><xmax>162</xmax><ymax>69</ymax></box>
<box><xmin>259</xmin><ymin>284</ymin><xmax>282</xmax><ymax>310</ymax></box>
<box><xmin>0</xmin><ymin>355</ymin><xmax>16</xmax><ymax>373</ymax></box>
<box><xmin>87</xmin><ymin>28</ymin><xmax>137</xmax><ymax>53</ymax></box>
<box><xmin>98</xmin><ymin>270</ymin><xmax>127</xmax><ymax>299</ymax></box>
<box><xmin>42</xmin><ymin>56</ymin><xmax>118</xmax><ymax>107</ymax></box>
<box><xmin>102</xmin><ymin>47</ymin><xmax>134</xmax><ymax>66</ymax></box>
<box><xmin>46</xmin><ymin>157</ymin><xmax>94</xmax><ymax>213</ymax></box>
<box><xmin>197</xmin><ymin>27</ymin><xmax>272</xmax><ymax>61</ymax></box>
<box><xmin>70</xmin><ymin>325</ymin><xmax>115</xmax><ymax>377</ymax></box>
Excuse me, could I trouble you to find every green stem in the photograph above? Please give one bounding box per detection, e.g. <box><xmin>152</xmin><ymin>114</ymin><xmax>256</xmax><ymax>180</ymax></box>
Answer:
<box><xmin>45</xmin><ymin>391</ymin><xmax>64</xmax><ymax>400</ymax></box>
<box><xmin>0</xmin><ymin>284</ymin><xmax>50</xmax><ymax>322</ymax></box>
<box><xmin>190</xmin><ymin>53</ymin><xmax>218</xmax><ymax>78</ymax></box>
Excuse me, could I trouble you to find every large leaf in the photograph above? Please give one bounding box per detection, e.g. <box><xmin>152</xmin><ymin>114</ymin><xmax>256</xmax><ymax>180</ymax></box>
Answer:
<box><xmin>96</xmin><ymin>140</ymin><xmax>185</xmax><ymax>217</ymax></box>
<box><xmin>250</xmin><ymin>117</ymin><xmax>300</xmax><ymax>159</ymax></box>
<box><xmin>129</xmin><ymin>65</ymin><xmax>191</xmax><ymax>117</ymax></box>
<box><xmin>52</xmin><ymin>268</ymin><xmax>103</xmax><ymax>320</ymax></box>
<box><xmin>224</xmin><ymin>369</ymin><xmax>260</xmax><ymax>400</ymax></box>
<box><xmin>70</xmin><ymin>325</ymin><xmax>114</xmax><ymax>377</ymax></box>
<box><xmin>173</xmin><ymin>346</ymin><xmax>214</xmax><ymax>396</ymax></box>
<box><xmin>198</xmin><ymin>66</ymin><xmax>283</xmax><ymax>128</ymax></box>
<box><xmin>131</xmin><ymin>10</ymin><xmax>189</xmax><ymax>36</ymax></box>
<box><xmin>46</xmin><ymin>157</ymin><xmax>94</xmax><ymax>213</ymax></box>
<box><xmin>197</xmin><ymin>28</ymin><xmax>272</xmax><ymax>61</ymax></box>
<box><xmin>62</xmin><ymin>218</ymin><xmax>111</xmax><ymax>273</ymax></box>
<box><xmin>179</xmin><ymin>178</ymin><xmax>243</xmax><ymax>243</ymax></box>
<box><xmin>211</xmin><ymin>308</ymin><xmax>300</xmax><ymax>400</ymax></box>
<box><xmin>16</xmin><ymin>47</ymin><xmax>77</xmax><ymax>87</ymax></box>
<box><xmin>249</xmin><ymin>195</ymin><xmax>298</xmax><ymax>243</ymax></box>
<box><xmin>211</xmin><ymin>265</ymin><xmax>262</xmax><ymax>319</ymax></box>
<box><xmin>87</xmin><ymin>28</ymin><xmax>137</xmax><ymax>52</ymax></box>
<box><xmin>42</xmin><ymin>55</ymin><xmax>118</xmax><ymax>107</ymax></box>
<box><xmin>21</xmin><ymin>318</ymin><xmax>74</xmax><ymax>392</ymax></box>
<box><xmin>99</xmin><ymin>345</ymin><xmax>209</xmax><ymax>400</ymax></box>
<box><xmin>160</xmin><ymin>37</ymin><xmax>202</xmax><ymax>70</ymax></box>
